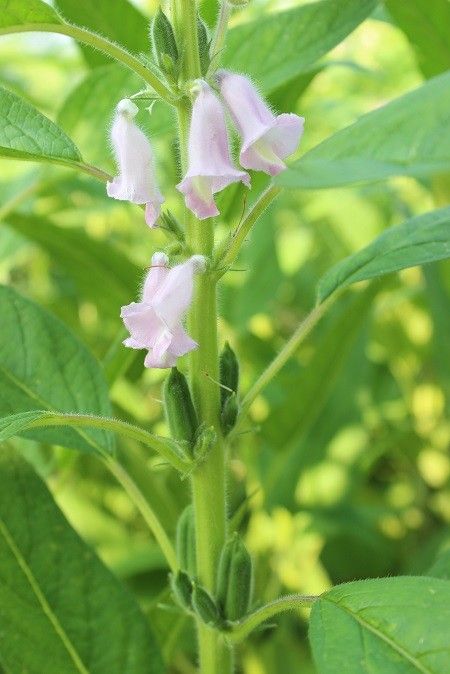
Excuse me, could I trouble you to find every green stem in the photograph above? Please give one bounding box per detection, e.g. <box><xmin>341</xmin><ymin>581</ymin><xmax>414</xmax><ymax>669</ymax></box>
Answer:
<box><xmin>4</xmin><ymin>411</ymin><xmax>190</xmax><ymax>472</ymax></box>
<box><xmin>227</xmin><ymin>594</ymin><xmax>318</xmax><ymax>643</ymax></box>
<box><xmin>105</xmin><ymin>457</ymin><xmax>178</xmax><ymax>572</ymax></box>
<box><xmin>214</xmin><ymin>184</ymin><xmax>281</xmax><ymax>277</ymax></box>
<box><xmin>174</xmin><ymin>10</ymin><xmax>230</xmax><ymax>672</ymax></box>
<box><xmin>230</xmin><ymin>295</ymin><xmax>336</xmax><ymax>439</ymax></box>
<box><xmin>208</xmin><ymin>1</ymin><xmax>231</xmax><ymax>72</ymax></box>
<box><xmin>0</xmin><ymin>23</ymin><xmax>175</xmax><ymax>103</ymax></box>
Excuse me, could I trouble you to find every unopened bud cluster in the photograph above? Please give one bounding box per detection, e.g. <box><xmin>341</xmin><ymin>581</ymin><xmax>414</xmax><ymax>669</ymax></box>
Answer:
<box><xmin>172</xmin><ymin>507</ymin><xmax>254</xmax><ymax>628</ymax></box>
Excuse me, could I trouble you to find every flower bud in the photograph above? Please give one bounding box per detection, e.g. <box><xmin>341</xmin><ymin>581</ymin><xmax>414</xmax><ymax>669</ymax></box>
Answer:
<box><xmin>197</xmin><ymin>14</ymin><xmax>210</xmax><ymax>75</ymax></box>
<box><xmin>221</xmin><ymin>392</ymin><xmax>239</xmax><ymax>435</ymax></box>
<box><xmin>176</xmin><ymin>504</ymin><xmax>196</xmax><ymax>575</ymax></box>
<box><xmin>150</xmin><ymin>8</ymin><xmax>179</xmax><ymax>76</ymax></box>
<box><xmin>217</xmin><ymin>533</ymin><xmax>253</xmax><ymax>621</ymax></box>
<box><xmin>164</xmin><ymin>367</ymin><xmax>198</xmax><ymax>448</ymax></box>
<box><xmin>193</xmin><ymin>424</ymin><xmax>217</xmax><ymax>462</ymax></box>
<box><xmin>192</xmin><ymin>584</ymin><xmax>222</xmax><ymax>627</ymax></box>
<box><xmin>171</xmin><ymin>570</ymin><xmax>193</xmax><ymax>611</ymax></box>
<box><xmin>219</xmin><ymin>342</ymin><xmax>239</xmax><ymax>407</ymax></box>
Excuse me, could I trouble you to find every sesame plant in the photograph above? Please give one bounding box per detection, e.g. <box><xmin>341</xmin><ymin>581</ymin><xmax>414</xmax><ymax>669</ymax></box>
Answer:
<box><xmin>1</xmin><ymin>0</ymin><xmax>450</xmax><ymax>673</ymax></box>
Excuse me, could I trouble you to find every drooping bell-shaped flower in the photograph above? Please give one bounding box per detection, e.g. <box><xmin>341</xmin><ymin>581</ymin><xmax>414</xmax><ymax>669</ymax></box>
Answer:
<box><xmin>121</xmin><ymin>253</ymin><xmax>205</xmax><ymax>368</ymax></box>
<box><xmin>177</xmin><ymin>81</ymin><xmax>250</xmax><ymax>219</ymax></box>
<box><xmin>217</xmin><ymin>70</ymin><xmax>304</xmax><ymax>176</ymax></box>
<box><xmin>107</xmin><ymin>99</ymin><xmax>164</xmax><ymax>228</ymax></box>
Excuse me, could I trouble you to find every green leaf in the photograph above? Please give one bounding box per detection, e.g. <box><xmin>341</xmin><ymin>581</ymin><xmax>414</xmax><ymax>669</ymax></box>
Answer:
<box><xmin>223</xmin><ymin>0</ymin><xmax>378</xmax><ymax>93</ymax></box>
<box><xmin>57</xmin><ymin>64</ymin><xmax>172</xmax><ymax>168</ymax></box>
<box><xmin>279</xmin><ymin>71</ymin><xmax>450</xmax><ymax>189</ymax></box>
<box><xmin>4</xmin><ymin>212</ymin><xmax>141</xmax><ymax>317</ymax></box>
<box><xmin>0</xmin><ymin>449</ymin><xmax>164</xmax><ymax>674</ymax></box>
<box><xmin>0</xmin><ymin>285</ymin><xmax>113</xmax><ymax>454</ymax></box>
<box><xmin>386</xmin><ymin>0</ymin><xmax>450</xmax><ymax>77</ymax></box>
<box><xmin>54</xmin><ymin>0</ymin><xmax>149</xmax><ymax>67</ymax></box>
<box><xmin>0</xmin><ymin>86</ymin><xmax>83</xmax><ymax>167</ymax></box>
<box><xmin>0</xmin><ymin>0</ymin><xmax>61</xmax><ymax>31</ymax></box>
<box><xmin>317</xmin><ymin>206</ymin><xmax>450</xmax><ymax>302</ymax></box>
<box><xmin>309</xmin><ymin>576</ymin><xmax>450</xmax><ymax>674</ymax></box>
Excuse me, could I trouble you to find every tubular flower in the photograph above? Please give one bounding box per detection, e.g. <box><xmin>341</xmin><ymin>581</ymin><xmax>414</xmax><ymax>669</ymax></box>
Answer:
<box><xmin>177</xmin><ymin>81</ymin><xmax>250</xmax><ymax>219</ymax></box>
<box><xmin>107</xmin><ymin>99</ymin><xmax>164</xmax><ymax>228</ymax></box>
<box><xmin>121</xmin><ymin>253</ymin><xmax>205</xmax><ymax>368</ymax></box>
<box><xmin>217</xmin><ymin>70</ymin><xmax>304</xmax><ymax>176</ymax></box>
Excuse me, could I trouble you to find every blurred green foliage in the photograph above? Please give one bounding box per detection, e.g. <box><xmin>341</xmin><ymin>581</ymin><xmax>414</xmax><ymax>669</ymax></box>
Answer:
<box><xmin>0</xmin><ymin>1</ymin><xmax>449</xmax><ymax>672</ymax></box>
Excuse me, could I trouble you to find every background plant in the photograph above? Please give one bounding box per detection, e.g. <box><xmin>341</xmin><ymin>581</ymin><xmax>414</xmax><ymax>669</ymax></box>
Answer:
<box><xmin>0</xmin><ymin>0</ymin><xmax>450</xmax><ymax>673</ymax></box>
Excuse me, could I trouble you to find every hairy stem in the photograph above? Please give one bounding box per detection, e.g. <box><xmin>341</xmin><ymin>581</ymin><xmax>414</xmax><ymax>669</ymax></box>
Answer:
<box><xmin>214</xmin><ymin>184</ymin><xmax>281</xmax><ymax>277</ymax></box>
<box><xmin>230</xmin><ymin>295</ymin><xmax>336</xmax><ymax>439</ymax></box>
<box><xmin>174</xmin><ymin>3</ymin><xmax>231</xmax><ymax>670</ymax></box>
<box><xmin>227</xmin><ymin>594</ymin><xmax>318</xmax><ymax>643</ymax></box>
<box><xmin>0</xmin><ymin>23</ymin><xmax>175</xmax><ymax>103</ymax></box>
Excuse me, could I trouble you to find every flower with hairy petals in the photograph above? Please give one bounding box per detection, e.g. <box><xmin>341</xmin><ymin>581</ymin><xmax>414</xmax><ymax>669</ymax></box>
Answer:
<box><xmin>177</xmin><ymin>81</ymin><xmax>250</xmax><ymax>219</ymax></box>
<box><xmin>121</xmin><ymin>253</ymin><xmax>205</xmax><ymax>368</ymax></box>
<box><xmin>107</xmin><ymin>99</ymin><xmax>164</xmax><ymax>228</ymax></box>
<box><xmin>217</xmin><ymin>70</ymin><xmax>304</xmax><ymax>176</ymax></box>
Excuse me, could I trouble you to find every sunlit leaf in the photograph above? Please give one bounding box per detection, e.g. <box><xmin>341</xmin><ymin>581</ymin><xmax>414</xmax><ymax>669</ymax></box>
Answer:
<box><xmin>224</xmin><ymin>0</ymin><xmax>378</xmax><ymax>92</ymax></box>
<box><xmin>0</xmin><ymin>86</ymin><xmax>82</xmax><ymax>166</ymax></box>
<box><xmin>386</xmin><ymin>0</ymin><xmax>450</xmax><ymax>77</ymax></box>
<box><xmin>279</xmin><ymin>71</ymin><xmax>450</xmax><ymax>189</ymax></box>
<box><xmin>317</xmin><ymin>206</ymin><xmax>450</xmax><ymax>302</ymax></box>
<box><xmin>0</xmin><ymin>0</ymin><xmax>61</xmax><ymax>32</ymax></box>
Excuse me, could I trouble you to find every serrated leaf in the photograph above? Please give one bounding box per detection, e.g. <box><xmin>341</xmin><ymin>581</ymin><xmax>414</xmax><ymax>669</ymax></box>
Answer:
<box><xmin>223</xmin><ymin>0</ymin><xmax>378</xmax><ymax>93</ymax></box>
<box><xmin>279</xmin><ymin>71</ymin><xmax>450</xmax><ymax>189</ymax></box>
<box><xmin>0</xmin><ymin>285</ymin><xmax>113</xmax><ymax>454</ymax></box>
<box><xmin>0</xmin><ymin>449</ymin><xmax>164</xmax><ymax>674</ymax></box>
<box><xmin>317</xmin><ymin>207</ymin><xmax>450</xmax><ymax>302</ymax></box>
<box><xmin>386</xmin><ymin>0</ymin><xmax>450</xmax><ymax>78</ymax></box>
<box><xmin>4</xmin><ymin>212</ymin><xmax>141</xmax><ymax>317</ymax></box>
<box><xmin>54</xmin><ymin>0</ymin><xmax>148</xmax><ymax>67</ymax></box>
<box><xmin>309</xmin><ymin>576</ymin><xmax>450</xmax><ymax>674</ymax></box>
<box><xmin>0</xmin><ymin>0</ymin><xmax>61</xmax><ymax>31</ymax></box>
<box><xmin>0</xmin><ymin>86</ymin><xmax>82</xmax><ymax>168</ymax></box>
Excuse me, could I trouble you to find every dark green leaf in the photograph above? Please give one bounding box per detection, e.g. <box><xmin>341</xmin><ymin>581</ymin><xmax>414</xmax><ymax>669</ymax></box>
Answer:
<box><xmin>279</xmin><ymin>71</ymin><xmax>450</xmax><ymax>189</ymax></box>
<box><xmin>223</xmin><ymin>0</ymin><xmax>378</xmax><ymax>93</ymax></box>
<box><xmin>310</xmin><ymin>576</ymin><xmax>450</xmax><ymax>674</ymax></box>
<box><xmin>317</xmin><ymin>206</ymin><xmax>450</xmax><ymax>302</ymax></box>
<box><xmin>0</xmin><ymin>449</ymin><xmax>164</xmax><ymax>674</ymax></box>
<box><xmin>0</xmin><ymin>285</ymin><xmax>113</xmax><ymax>454</ymax></box>
<box><xmin>386</xmin><ymin>0</ymin><xmax>450</xmax><ymax>77</ymax></box>
<box><xmin>0</xmin><ymin>86</ymin><xmax>82</xmax><ymax>167</ymax></box>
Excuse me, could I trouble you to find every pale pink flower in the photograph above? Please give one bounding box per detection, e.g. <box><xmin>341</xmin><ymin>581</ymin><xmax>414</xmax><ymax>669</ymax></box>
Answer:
<box><xmin>107</xmin><ymin>99</ymin><xmax>164</xmax><ymax>228</ymax></box>
<box><xmin>121</xmin><ymin>253</ymin><xmax>205</xmax><ymax>368</ymax></box>
<box><xmin>217</xmin><ymin>70</ymin><xmax>304</xmax><ymax>176</ymax></box>
<box><xmin>177</xmin><ymin>81</ymin><xmax>250</xmax><ymax>219</ymax></box>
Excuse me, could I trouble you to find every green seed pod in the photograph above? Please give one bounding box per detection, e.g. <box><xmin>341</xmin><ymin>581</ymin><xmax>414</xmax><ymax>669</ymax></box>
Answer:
<box><xmin>176</xmin><ymin>505</ymin><xmax>196</xmax><ymax>575</ymax></box>
<box><xmin>197</xmin><ymin>14</ymin><xmax>211</xmax><ymax>75</ymax></box>
<box><xmin>150</xmin><ymin>8</ymin><xmax>179</xmax><ymax>76</ymax></box>
<box><xmin>192</xmin><ymin>584</ymin><xmax>221</xmax><ymax>627</ymax></box>
<box><xmin>164</xmin><ymin>368</ymin><xmax>198</xmax><ymax>449</ymax></box>
<box><xmin>221</xmin><ymin>392</ymin><xmax>239</xmax><ymax>435</ymax></box>
<box><xmin>217</xmin><ymin>533</ymin><xmax>253</xmax><ymax>621</ymax></box>
<box><xmin>219</xmin><ymin>342</ymin><xmax>239</xmax><ymax>408</ymax></box>
<box><xmin>171</xmin><ymin>570</ymin><xmax>193</xmax><ymax>611</ymax></box>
